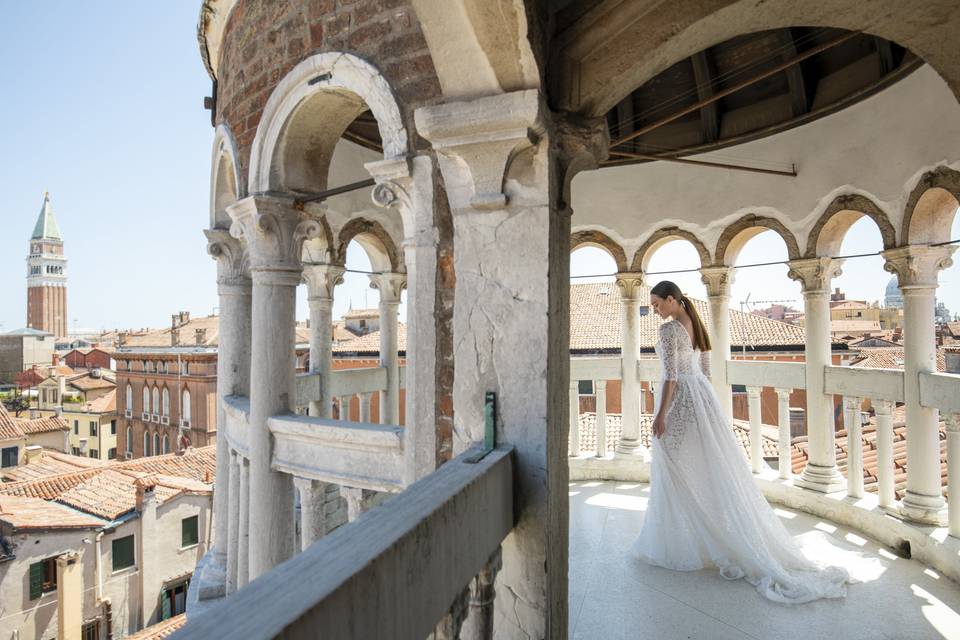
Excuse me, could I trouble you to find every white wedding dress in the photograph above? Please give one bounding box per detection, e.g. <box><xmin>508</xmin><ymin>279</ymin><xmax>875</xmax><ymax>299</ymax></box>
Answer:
<box><xmin>631</xmin><ymin>319</ymin><xmax>850</xmax><ymax>604</ymax></box>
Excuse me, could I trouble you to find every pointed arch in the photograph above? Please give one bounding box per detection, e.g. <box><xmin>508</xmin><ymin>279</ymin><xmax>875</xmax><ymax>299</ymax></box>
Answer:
<box><xmin>714</xmin><ymin>214</ymin><xmax>800</xmax><ymax>266</ymax></box>
<box><xmin>902</xmin><ymin>166</ymin><xmax>960</xmax><ymax>245</ymax></box>
<box><xmin>570</xmin><ymin>230</ymin><xmax>629</xmax><ymax>272</ymax></box>
<box><xmin>211</xmin><ymin>123</ymin><xmax>244</xmax><ymax>231</ymax></box>
<box><xmin>632</xmin><ymin>226</ymin><xmax>711</xmax><ymax>272</ymax></box>
<box><xmin>806</xmin><ymin>194</ymin><xmax>897</xmax><ymax>257</ymax></box>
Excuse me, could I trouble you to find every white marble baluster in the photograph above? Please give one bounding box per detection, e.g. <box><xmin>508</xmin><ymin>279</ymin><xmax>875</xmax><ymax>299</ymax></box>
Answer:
<box><xmin>595</xmin><ymin>380</ymin><xmax>607</xmax><ymax>458</ymax></box>
<box><xmin>844</xmin><ymin>396</ymin><xmax>864</xmax><ymax>498</ymax></box>
<box><xmin>946</xmin><ymin>413</ymin><xmax>960</xmax><ymax>537</ymax></box>
<box><xmin>747</xmin><ymin>386</ymin><xmax>763</xmax><ymax>473</ymax></box>
<box><xmin>569</xmin><ymin>380</ymin><xmax>580</xmax><ymax>457</ymax></box>
<box><xmin>874</xmin><ymin>400</ymin><xmax>896</xmax><ymax>509</ymax></box>
<box><xmin>775</xmin><ymin>388</ymin><xmax>792</xmax><ymax>480</ymax></box>
<box><xmin>237</xmin><ymin>457</ymin><xmax>250</xmax><ymax>588</ymax></box>
<box><xmin>225</xmin><ymin>451</ymin><xmax>241</xmax><ymax>594</ymax></box>
<box><xmin>359</xmin><ymin>392</ymin><xmax>373</xmax><ymax>423</ymax></box>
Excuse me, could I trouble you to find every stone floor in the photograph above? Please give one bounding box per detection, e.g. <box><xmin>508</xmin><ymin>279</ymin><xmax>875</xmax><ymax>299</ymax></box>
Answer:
<box><xmin>569</xmin><ymin>481</ymin><xmax>960</xmax><ymax>640</ymax></box>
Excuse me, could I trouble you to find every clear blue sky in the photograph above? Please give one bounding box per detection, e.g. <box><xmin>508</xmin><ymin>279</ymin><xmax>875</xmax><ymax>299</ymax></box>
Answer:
<box><xmin>1</xmin><ymin>4</ymin><xmax>958</xmax><ymax>335</ymax></box>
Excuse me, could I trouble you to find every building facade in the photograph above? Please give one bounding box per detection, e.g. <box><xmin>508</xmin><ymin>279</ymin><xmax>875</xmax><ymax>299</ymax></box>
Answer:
<box><xmin>63</xmin><ymin>389</ymin><xmax>118</xmax><ymax>461</ymax></box>
<box><xmin>0</xmin><ymin>329</ymin><xmax>55</xmax><ymax>385</ymax></box>
<box><xmin>26</xmin><ymin>192</ymin><xmax>68</xmax><ymax>338</ymax></box>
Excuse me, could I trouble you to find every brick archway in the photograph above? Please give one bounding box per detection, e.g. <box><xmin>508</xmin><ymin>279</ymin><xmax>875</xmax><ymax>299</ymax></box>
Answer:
<box><xmin>631</xmin><ymin>226</ymin><xmax>711</xmax><ymax>272</ymax></box>
<box><xmin>806</xmin><ymin>194</ymin><xmax>896</xmax><ymax>257</ymax></box>
<box><xmin>714</xmin><ymin>214</ymin><xmax>800</xmax><ymax>266</ymax></box>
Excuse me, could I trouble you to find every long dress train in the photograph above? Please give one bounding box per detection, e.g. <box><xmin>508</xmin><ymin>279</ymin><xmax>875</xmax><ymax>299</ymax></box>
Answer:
<box><xmin>631</xmin><ymin>319</ymin><xmax>850</xmax><ymax>604</ymax></box>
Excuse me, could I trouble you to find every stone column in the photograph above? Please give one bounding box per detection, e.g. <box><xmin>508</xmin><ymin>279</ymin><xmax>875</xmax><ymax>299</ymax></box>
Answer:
<box><xmin>787</xmin><ymin>258</ymin><xmax>846</xmax><ymax>493</ymax></box>
<box><xmin>615</xmin><ymin>272</ymin><xmax>644</xmax><ymax>455</ymax></box>
<box><xmin>747</xmin><ymin>386</ymin><xmax>763</xmax><ymax>473</ymax></box>
<box><xmin>700</xmin><ymin>266</ymin><xmax>734</xmax><ymax>422</ymax></box>
<box><xmin>369</xmin><ymin>272</ymin><xmax>406</xmax><ymax>425</ymax></box>
<box><xmin>417</xmin><ymin>91</ymin><xmax>607</xmax><ymax>640</ymax></box>
<box><xmin>225</xmin><ymin>452</ymin><xmax>240</xmax><ymax>594</ymax></box>
<box><xmin>294</xmin><ymin>477</ymin><xmax>327</xmax><ymax>551</ymax></box>
<box><xmin>775</xmin><ymin>388</ymin><xmax>792</xmax><ymax>480</ymax></box>
<box><xmin>569</xmin><ymin>380</ymin><xmax>580</xmax><ymax>457</ymax></box>
<box><xmin>595</xmin><ymin>379</ymin><xmax>607</xmax><ymax>457</ymax></box>
<box><xmin>237</xmin><ymin>457</ymin><xmax>249</xmax><ymax>588</ymax></box>
<box><xmin>302</xmin><ymin>264</ymin><xmax>344</xmax><ymax>419</ymax></box>
<box><xmin>462</xmin><ymin>547</ymin><xmax>503</xmax><ymax>640</ymax></box>
<box><xmin>883</xmin><ymin>245</ymin><xmax>956</xmax><ymax>524</ymax></box>
<box><xmin>874</xmin><ymin>399</ymin><xmax>896</xmax><ymax>509</ymax></box>
<box><xmin>359</xmin><ymin>392</ymin><xmax>373</xmax><ymax>423</ymax></box>
<box><xmin>227</xmin><ymin>195</ymin><xmax>321</xmax><ymax>579</ymax></box>
<box><xmin>204</xmin><ymin>228</ymin><xmax>251</xmax><ymax>591</ymax></box>
<box><xmin>844</xmin><ymin>396</ymin><xmax>864</xmax><ymax>498</ymax></box>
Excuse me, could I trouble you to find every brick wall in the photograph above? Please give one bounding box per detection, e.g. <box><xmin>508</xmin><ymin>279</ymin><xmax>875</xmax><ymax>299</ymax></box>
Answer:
<box><xmin>216</xmin><ymin>0</ymin><xmax>442</xmax><ymax>175</ymax></box>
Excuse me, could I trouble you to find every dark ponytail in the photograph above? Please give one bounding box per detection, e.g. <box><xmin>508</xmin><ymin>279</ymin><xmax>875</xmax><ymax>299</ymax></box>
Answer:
<box><xmin>650</xmin><ymin>281</ymin><xmax>712</xmax><ymax>352</ymax></box>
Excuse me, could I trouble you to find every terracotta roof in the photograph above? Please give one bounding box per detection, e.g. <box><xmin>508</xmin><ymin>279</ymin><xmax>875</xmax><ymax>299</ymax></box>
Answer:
<box><xmin>850</xmin><ymin>348</ymin><xmax>946</xmax><ymax>371</ymax></box>
<box><xmin>114</xmin><ymin>446</ymin><xmax>217</xmax><ymax>483</ymax></box>
<box><xmin>0</xmin><ymin>468</ymin><xmax>104</xmax><ymax>500</ymax></box>
<box><xmin>333</xmin><ymin>324</ymin><xmax>408</xmax><ymax>355</ymax></box>
<box><xmin>70</xmin><ymin>388</ymin><xmax>117</xmax><ymax>414</ymax></box>
<box><xmin>830</xmin><ymin>320</ymin><xmax>882</xmax><ymax>333</ymax></box>
<box><xmin>0</xmin><ymin>404</ymin><xmax>24</xmax><ymax>440</ymax></box>
<box><xmin>126</xmin><ymin>614</ymin><xmax>186</xmax><ymax>640</ymax></box>
<box><xmin>67</xmin><ymin>372</ymin><xmax>116</xmax><ymax>392</ymax></box>
<box><xmin>1</xmin><ymin>451</ymin><xmax>105</xmax><ymax>483</ymax></box>
<box><xmin>0</xmin><ymin>494</ymin><xmax>106</xmax><ymax>531</ymax></box>
<box><xmin>55</xmin><ymin>469</ymin><xmax>210</xmax><ymax>520</ymax></box>
<box><xmin>122</xmin><ymin>315</ymin><xmax>221</xmax><ymax>348</ymax></box>
<box><xmin>0</xmin><ymin>404</ymin><xmax>69</xmax><ymax>439</ymax></box>
<box><xmin>343</xmin><ymin>308</ymin><xmax>380</xmax><ymax>319</ymax></box>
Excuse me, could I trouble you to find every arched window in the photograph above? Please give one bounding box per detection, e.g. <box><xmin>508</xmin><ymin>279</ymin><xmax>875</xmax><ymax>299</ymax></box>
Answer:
<box><xmin>143</xmin><ymin>431</ymin><xmax>150</xmax><ymax>456</ymax></box>
<box><xmin>142</xmin><ymin>386</ymin><xmax>150</xmax><ymax>414</ymax></box>
<box><xmin>126</xmin><ymin>426</ymin><xmax>133</xmax><ymax>454</ymax></box>
<box><xmin>162</xmin><ymin>388</ymin><xmax>170</xmax><ymax>417</ymax></box>
<box><xmin>125</xmin><ymin>384</ymin><xmax>133</xmax><ymax>411</ymax></box>
<box><xmin>153</xmin><ymin>433</ymin><xmax>161</xmax><ymax>457</ymax></box>
<box><xmin>162</xmin><ymin>434</ymin><xmax>170</xmax><ymax>454</ymax></box>
<box><xmin>181</xmin><ymin>389</ymin><xmax>191</xmax><ymax>425</ymax></box>
<box><xmin>152</xmin><ymin>387</ymin><xmax>159</xmax><ymax>416</ymax></box>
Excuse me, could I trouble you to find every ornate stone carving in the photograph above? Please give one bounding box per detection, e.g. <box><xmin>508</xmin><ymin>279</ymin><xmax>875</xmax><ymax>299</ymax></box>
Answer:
<box><xmin>699</xmin><ymin>266</ymin><xmax>735</xmax><ymax>298</ymax></box>
<box><xmin>204</xmin><ymin>228</ymin><xmax>250</xmax><ymax>287</ymax></box>
<box><xmin>227</xmin><ymin>196</ymin><xmax>322</xmax><ymax>283</ymax></box>
<box><xmin>415</xmin><ymin>89</ymin><xmax>542</xmax><ymax>210</ymax></box>
<box><xmin>786</xmin><ymin>257</ymin><xmax>843</xmax><ymax>293</ymax></box>
<box><xmin>369</xmin><ymin>272</ymin><xmax>407</xmax><ymax>303</ymax></box>
<box><xmin>554</xmin><ymin>111</ymin><xmax>609</xmax><ymax>214</ymax></box>
<box><xmin>302</xmin><ymin>264</ymin><xmax>345</xmax><ymax>301</ymax></box>
<box><xmin>614</xmin><ymin>272</ymin><xmax>645</xmax><ymax>301</ymax></box>
<box><xmin>882</xmin><ymin>245</ymin><xmax>956</xmax><ymax>289</ymax></box>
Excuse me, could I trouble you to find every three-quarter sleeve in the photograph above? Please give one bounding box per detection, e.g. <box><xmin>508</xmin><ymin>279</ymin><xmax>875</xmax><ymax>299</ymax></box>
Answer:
<box><xmin>699</xmin><ymin>349</ymin><xmax>712</xmax><ymax>379</ymax></box>
<box><xmin>659</xmin><ymin>322</ymin><xmax>678</xmax><ymax>380</ymax></box>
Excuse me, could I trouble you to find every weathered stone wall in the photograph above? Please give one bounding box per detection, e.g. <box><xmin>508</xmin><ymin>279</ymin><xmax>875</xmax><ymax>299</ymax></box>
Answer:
<box><xmin>216</xmin><ymin>0</ymin><xmax>442</xmax><ymax>176</ymax></box>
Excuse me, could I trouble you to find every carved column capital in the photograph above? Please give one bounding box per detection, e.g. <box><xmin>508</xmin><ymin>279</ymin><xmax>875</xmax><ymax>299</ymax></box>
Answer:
<box><xmin>786</xmin><ymin>257</ymin><xmax>843</xmax><ymax>294</ymax></box>
<box><xmin>699</xmin><ymin>265</ymin><xmax>735</xmax><ymax>298</ymax></box>
<box><xmin>415</xmin><ymin>89</ymin><xmax>542</xmax><ymax>211</ymax></box>
<box><xmin>226</xmin><ymin>195</ymin><xmax>322</xmax><ymax>285</ymax></box>
<box><xmin>369</xmin><ymin>272</ymin><xmax>407</xmax><ymax>304</ymax></box>
<box><xmin>614</xmin><ymin>272</ymin><xmax>645</xmax><ymax>301</ymax></box>
<box><xmin>302</xmin><ymin>264</ymin><xmax>345</xmax><ymax>301</ymax></box>
<box><xmin>554</xmin><ymin>111</ymin><xmax>609</xmax><ymax>214</ymax></box>
<box><xmin>882</xmin><ymin>245</ymin><xmax>956</xmax><ymax>290</ymax></box>
<box><xmin>205</xmin><ymin>228</ymin><xmax>250</xmax><ymax>289</ymax></box>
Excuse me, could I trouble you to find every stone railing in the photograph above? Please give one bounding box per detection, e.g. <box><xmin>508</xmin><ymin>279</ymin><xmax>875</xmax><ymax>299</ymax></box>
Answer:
<box><xmin>176</xmin><ymin>446</ymin><xmax>514</xmax><ymax>639</ymax></box>
<box><xmin>295</xmin><ymin>366</ymin><xmax>407</xmax><ymax>420</ymax></box>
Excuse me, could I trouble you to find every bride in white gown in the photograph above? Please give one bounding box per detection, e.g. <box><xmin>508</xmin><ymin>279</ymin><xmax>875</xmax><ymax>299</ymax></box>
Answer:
<box><xmin>631</xmin><ymin>280</ymin><xmax>850</xmax><ymax>604</ymax></box>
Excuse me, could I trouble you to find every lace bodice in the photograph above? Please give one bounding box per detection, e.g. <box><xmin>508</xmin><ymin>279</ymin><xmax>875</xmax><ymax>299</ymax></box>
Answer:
<box><xmin>656</xmin><ymin>319</ymin><xmax>711</xmax><ymax>380</ymax></box>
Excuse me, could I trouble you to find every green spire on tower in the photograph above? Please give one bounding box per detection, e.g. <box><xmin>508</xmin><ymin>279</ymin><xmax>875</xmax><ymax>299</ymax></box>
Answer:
<box><xmin>31</xmin><ymin>191</ymin><xmax>62</xmax><ymax>240</ymax></box>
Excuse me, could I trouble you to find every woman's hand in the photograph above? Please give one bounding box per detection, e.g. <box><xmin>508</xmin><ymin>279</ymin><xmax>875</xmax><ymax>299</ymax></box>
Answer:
<box><xmin>653</xmin><ymin>414</ymin><xmax>666</xmax><ymax>439</ymax></box>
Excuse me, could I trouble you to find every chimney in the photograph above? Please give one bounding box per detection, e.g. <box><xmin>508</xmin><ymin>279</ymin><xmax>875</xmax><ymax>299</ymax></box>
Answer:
<box><xmin>789</xmin><ymin>407</ymin><xmax>806</xmax><ymax>439</ymax></box>
<box><xmin>135</xmin><ymin>477</ymin><xmax>158</xmax><ymax>513</ymax></box>
<box><xmin>195</xmin><ymin>328</ymin><xmax>207</xmax><ymax>345</ymax></box>
<box><xmin>52</xmin><ymin>353</ymin><xmax>60</xmax><ymax>366</ymax></box>
<box><xmin>24</xmin><ymin>445</ymin><xmax>43</xmax><ymax>464</ymax></box>
<box><xmin>171</xmin><ymin>329</ymin><xmax>180</xmax><ymax>347</ymax></box>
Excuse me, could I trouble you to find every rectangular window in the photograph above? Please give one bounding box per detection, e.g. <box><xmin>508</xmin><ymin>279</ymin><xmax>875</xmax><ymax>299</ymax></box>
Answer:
<box><xmin>112</xmin><ymin>535</ymin><xmax>135</xmax><ymax>572</ymax></box>
<box><xmin>73</xmin><ymin>420</ymin><xmax>79</xmax><ymax>434</ymax></box>
<box><xmin>108</xmin><ymin>448</ymin><xmax>117</xmax><ymax>460</ymax></box>
<box><xmin>89</xmin><ymin>449</ymin><xmax>98</xmax><ymax>459</ymax></box>
<box><xmin>110</xmin><ymin>420</ymin><xmax>117</xmax><ymax>435</ymax></box>
<box><xmin>82</xmin><ymin>621</ymin><xmax>100</xmax><ymax>640</ymax></box>
<box><xmin>732</xmin><ymin>384</ymin><xmax>747</xmax><ymax>393</ymax></box>
<box><xmin>577</xmin><ymin>380</ymin><xmax>594</xmax><ymax>396</ymax></box>
<box><xmin>28</xmin><ymin>557</ymin><xmax>57</xmax><ymax>599</ymax></box>
<box><xmin>90</xmin><ymin>421</ymin><xmax>97</xmax><ymax>436</ymax></box>
<box><xmin>181</xmin><ymin>515</ymin><xmax>199</xmax><ymax>548</ymax></box>
<box><xmin>160</xmin><ymin>579</ymin><xmax>191</xmax><ymax>620</ymax></box>
<box><xmin>1</xmin><ymin>446</ymin><xmax>18</xmax><ymax>468</ymax></box>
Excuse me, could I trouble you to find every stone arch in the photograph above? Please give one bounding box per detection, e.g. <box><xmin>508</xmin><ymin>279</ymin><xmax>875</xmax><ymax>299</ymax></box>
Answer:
<box><xmin>336</xmin><ymin>217</ymin><xmax>402</xmax><ymax>273</ymax></box>
<box><xmin>552</xmin><ymin>0</ymin><xmax>960</xmax><ymax>117</ymax></box>
<box><xmin>249</xmin><ymin>52</ymin><xmax>408</xmax><ymax>195</ymax></box>
<box><xmin>902</xmin><ymin>166</ymin><xmax>960</xmax><ymax>244</ymax></box>
<box><xmin>300</xmin><ymin>215</ymin><xmax>337</xmax><ymax>266</ymax></box>
<box><xmin>714</xmin><ymin>214</ymin><xmax>801</xmax><ymax>266</ymax></box>
<box><xmin>806</xmin><ymin>194</ymin><xmax>897</xmax><ymax>257</ymax></box>
<box><xmin>570</xmin><ymin>230</ymin><xmax>628</xmax><ymax>272</ymax></box>
<box><xmin>631</xmin><ymin>226</ymin><xmax>711</xmax><ymax>272</ymax></box>
<box><xmin>210</xmin><ymin>123</ymin><xmax>243</xmax><ymax>230</ymax></box>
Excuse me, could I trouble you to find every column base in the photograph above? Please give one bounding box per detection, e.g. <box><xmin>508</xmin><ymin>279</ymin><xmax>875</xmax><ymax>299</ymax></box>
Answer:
<box><xmin>795</xmin><ymin>463</ymin><xmax>847</xmax><ymax>494</ymax></box>
<box><xmin>899</xmin><ymin>491</ymin><xmax>947</xmax><ymax>526</ymax></box>
<box><xmin>614</xmin><ymin>439</ymin><xmax>646</xmax><ymax>456</ymax></box>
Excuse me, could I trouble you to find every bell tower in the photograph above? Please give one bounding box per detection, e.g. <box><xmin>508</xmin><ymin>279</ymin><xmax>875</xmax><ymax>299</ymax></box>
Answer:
<box><xmin>26</xmin><ymin>192</ymin><xmax>68</xmax><ymax>337</ymax></box>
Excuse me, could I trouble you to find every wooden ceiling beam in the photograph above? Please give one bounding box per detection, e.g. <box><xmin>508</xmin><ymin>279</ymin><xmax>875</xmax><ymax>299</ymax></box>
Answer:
<box><xmin>778</xmin><ymin>28</ymin><xmax>809</xmax><ymax>118</ymax></box>
<box><xmin>690</xmin><ymin>51</ymin><xmax>720</xmax><ymax>144</ymax></box>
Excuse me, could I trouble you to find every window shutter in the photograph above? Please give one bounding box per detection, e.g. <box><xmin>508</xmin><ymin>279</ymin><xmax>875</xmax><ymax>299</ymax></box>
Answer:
<box><xmin>160</xmin><ymin>590</ymin><xmax>172</xmax><ymax>620</ymax></box>
<box><xmin>29</xmin><ymin>561</ymin><xmax>43</xmax><ymax>600</ymax></box>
